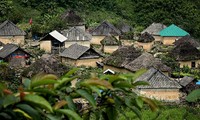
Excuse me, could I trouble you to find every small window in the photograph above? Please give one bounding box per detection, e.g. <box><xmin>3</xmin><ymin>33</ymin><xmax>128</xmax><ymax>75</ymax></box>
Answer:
<box><xmin>191</xmin><ymin>61</ymin><xmax>196</xmax><ymax>68</ymax></box>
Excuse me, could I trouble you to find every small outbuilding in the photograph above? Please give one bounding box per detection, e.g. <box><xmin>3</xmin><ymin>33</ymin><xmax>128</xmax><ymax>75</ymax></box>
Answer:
<box><xmin>0</xmin><ymin>20</ymin><xmax>26</xmax><ymax>45</ymax></box>
<box><xmin>136</xmin><ymin>32</ymin><xmax>155</xmax><ymax>52</ymax></box>
<box><xmin>61</xmin><ymin>27</ymin><xmax>91</xmax><ymax>48</ymax></box>
<box><xmin>40</xmin><ymin>30</ymin><xmax>67</xmax><ymax>54</ymax></box>
<box><xmin>135</xmin><ymin>67</ymin><xmax>181</xmax><ymax>102</ymax></box>
<box><xmin>0</xmin><ymin>44</ymin><xmax>31</xmax><ymax>67</ymax></box>
<box><xmin>90</xmin><ymin>21</ymin><xmax>121</xmax><ymax>45</ymax></box>
<box><xmin>170</xmin><ymin>42</ymin><xmax>200</xmax><ymax>68</ymax></box>
<box><xmin>60</xmin><ymin>44</ymin><xmax>102</xmax><ymax>67</ymax></box>
<box><xmin>141</xmin><ymin>23</ymin><xmax>166</xmax><ymax>41</ymax></box>
<box><xmin>100</xmin><ymin>35</ymin><xmax>121</xmax><ymax>53</ymax></box>
<box><xmin>159</xmin><ymin>24</ymin><xmax>189</xmax><ymax>45</ymax></box>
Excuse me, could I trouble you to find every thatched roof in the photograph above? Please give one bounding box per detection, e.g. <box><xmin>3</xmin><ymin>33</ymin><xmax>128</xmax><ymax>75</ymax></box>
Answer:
<box><xmin>90</xmin><ymin>21</ymin><xmax>121</xmax><ymax>36</ymax></box>
<box><xmin>0</xmin><ymin>44</ymin><xmax>29</xmax><ymax>59</ymax></box>
<box><xmin>103</xmin><ymin>46</ymin><xmax>141</xmax><ymax>68</ymax></box>
<box><xmin>174</xmin><ymin>35</ymin><xmax>200</xmax><ymax>48</ymax></box>
<box><xmin>0</xmin><ymin>20</ymin><xmax>26</xmax><ymax>36</ymax></box>
<box><xmin>61</xmin><ymin>10</ymin><xmax>84</xmax><ymax>26</ymax></box>
<box><xmin>60</xmin><ymin>43</ymin><xmax>101</xmax><ymax>59</ymax></box>
<box><xmin>138</xmin><ymin>32</ymin><xmax>155</xmax><ymax>43</ymax></box>
<box><xmin>179</xmin><ymin>76</ymin><xmax>194</xmax><ymax>87</ymax></box>
<box><xmin>61</xmin><ymin>27</ymin><xmax>91</xmax><ymax>41</ymax></box>
<box><xmin>135</xmin><ymin>67</ymin><xmax>181</xmax><ymax>89</ymax></box>
<box><xmin>141</xmin><ymin>23</ymin><xmax>166</xmax><ymax>36</ymax></box>
<box><xmin>22</xmin><ymin>54</ymin><xmax>70</xmax><ymax>77</ymax></box>
<box><xmin>124</xmin><ymin>52</ymin><xmax>171</xmax><ymax>72</ymax></box>
<box><xmin>116</xmin><ymin>21</ymin><xmax>133</xmax><ymax>33</ymax></box>
<box><xmin>100</xmin><ymin>35</ymin><xmax>121</xmax><ymax>46</ymax></box>
<box><xmin>170</xmin><ymin>42</ymin><xmax>200</xmax><ymax>61</ymax></box>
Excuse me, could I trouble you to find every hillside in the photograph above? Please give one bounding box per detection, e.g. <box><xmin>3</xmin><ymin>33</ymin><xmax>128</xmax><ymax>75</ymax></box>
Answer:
<box><xmin>1</xmin><ymin>0</ymin><xmax>200</xmax><ymax>38</ymax></box>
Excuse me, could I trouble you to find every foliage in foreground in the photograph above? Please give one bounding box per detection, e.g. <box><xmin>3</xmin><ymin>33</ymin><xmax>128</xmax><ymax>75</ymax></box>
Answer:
<box><xmin>0</xmin><ymin>68</ymin><xmax>158</xmax><ymax>120</ymax></box>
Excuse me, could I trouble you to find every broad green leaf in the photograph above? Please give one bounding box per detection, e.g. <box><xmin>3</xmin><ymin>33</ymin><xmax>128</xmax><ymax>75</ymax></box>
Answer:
<box><xmin>76</xmin><ymin>89</ymin><xmax>96</xmax><ymax>108</ymax></box>
<box><xmin>53</xmin><ymin>100</ymin><xmax>67</xmax><ymax>110</ymax></box>
<box><xmin>135</xmin><ymin>97</ymin><xmax>144</xmax><ymax>109</ymax></box>
<box><xmin>106</xmin><ymin>106</ymin><xmax>117</xmax><ymax>120</ymax></box>
<box><xmin>31</xmin><ymin>73</ymin><xmax>57</xmax><ymax>82</ymax></box>
<box><xmin>65</xmin><ymin>96</ymin><xmax>77</xmax><ymax>111</ymax></box>
<box><xmin>23</xmin><ymin>94</ymin><xmax>53</xmax><ymax>113</ymax></box>
<box><xmin>80</xmin><ymin>79</ymin><xmax>113</xmax><ymax>89</ymax></box>
<box><xmin>23</xmin><ymin>78</ymin><xmax>31</xmax><ymax>89</ymax></box>
<box><xmin>13</xmin><ymin>108</ymin><xmax>32</xmax><ymax>120</ymax></box>
<box><xmin>28</xmin><ymin>88</ymin><xmax>56</xmax><ymax>95</ymax></box>
<box><xmin>142</xmin><ymin>97</ymin><xmax>158</xmax><ymax>112</ymax></box>
<box><xmin>16</xmin><ymin>104</ymin><xmax>41</xmax><ymax>120</ymax></box>
<box><xmin>125</xmin><ymin>98</ymin><xmax>142</xmax><ymax>119</ymax></box>
<box><xmin>54</xmin><ymin>77</ymin><xmax>77</xmax><ymax>89</ymax></box>
<box><xmin>46</xmin><ymin>114</ymin><xmax>62</xmax><ymax>120</ymax></box>
<box><xmin>132</xmin><ymin>69</ymin><xmax>147</xmax><ymax>80</ymax></box>
<box><xmin>3</xmin><ymin>95</ymin><xmax>19</xmax><ymax>108</ymax></box>
<box><xmin>89</xmin><ymin>86</ymin><xmax>102</xmax><ymax>96</ymax></box>
<box><xmin>64</xmin><ymin>68</ymin><xmax>79</xmax><ymax>77</ymax></box>
<box><xmin>0</xmin><ymin>112</ymin><xmax>12</xmax><ymax>119</ymax></box>
<box><xmin>113</xmin><ymin>81</ymin><xmax>133</xmax><ymax>88</ymax></box>
<box><xmin>100</xmin><ymin>75</ymin><xmax>126</xmax><ymax>83</ymax></box>
<box><xmin>132</xmin><ymin>81</ymin><xmax>149</xmax><ymax>87</ymax></box>
<box><xmin>56</xmin><ymin>109</ymin><xmax>82</xmax><ymax>120</ymax></box>
<box><xmin>186</xmin><ymin>89</ymin><xmax>200</xmax><ymax>102</ymax></box>
<box><xmin>31</xmin><ymin>79</ymin><xmax>58</xmax><ymax>88</ymax></box>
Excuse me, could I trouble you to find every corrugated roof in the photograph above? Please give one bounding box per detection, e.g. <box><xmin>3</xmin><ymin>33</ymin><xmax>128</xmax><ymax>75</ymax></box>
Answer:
<box><xmin>0</xmin><ymin>20</ymin><xmax>26</xmax><ymax>36</ymax></box>
<box><xmin>159</xmin><ymin>24</ymin><xmax>189</xmax><ymax>37</ymax></box>
<box><xmin>90</xmin><ymin>21</ymin><xmax>121</xmax><ymax>36</ymax></box>
<box><xmin>141</xmin><ymin>23</ymin><xmax>166</xmax><ymax>35</ymax></box>
<box><xmin>135</xmin><ymin>67</ymin><xmax>181</xmax><ymax>89</ymax></box>
<box><xmin>61</xmin><ymin>27</ymin><xmax>91</xmax><ymax>41</ymax></box>
<box><xmin>49</xmin><ymin>30</ymin><xmax>67</xmax><ymax>42</ymax></box>
<box><xmin>0</xmin><ymin>44</ymin><xmax>19</xmax><ymax>58</ymax></box>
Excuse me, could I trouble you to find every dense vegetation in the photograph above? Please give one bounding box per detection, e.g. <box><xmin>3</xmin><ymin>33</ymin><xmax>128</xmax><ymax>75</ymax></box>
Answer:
<box><xmin>0</xmin><ymin>0</ymin><xmax>200</xmax><ymax>38</ymax></box>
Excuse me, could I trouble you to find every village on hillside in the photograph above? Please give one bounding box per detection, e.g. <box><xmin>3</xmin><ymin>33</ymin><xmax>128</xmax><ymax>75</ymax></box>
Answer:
<box><xmin>1</xmin><ymin>8</ymin><xmax>200</xmax><ymax>119</ymax></box>
<box><xmin>0</xmin><ymin>10</ymin><xmax>200</xmax><ymax>103</ymax></box>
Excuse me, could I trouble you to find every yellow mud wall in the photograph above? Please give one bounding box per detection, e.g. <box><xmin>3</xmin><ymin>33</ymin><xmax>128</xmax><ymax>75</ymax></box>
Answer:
<box><xmin>162</xmin><ymin>37</ymin><xmax>178</xmax><ymax>45</ymax></box>
<box><xmin>40</xmin><ymin>40</ymin><xmax>51</xmax><ymax>53</ymax></box>
<box><xmin>0</xmin><ymin>36</ymin><xmax>25</xmax><ymax>45</ymax></box>
<box><xmin>153</xmin><ymin>35</ymin><xmax>162</xmax><ymax>42</ymax></box>
<box><xmin>103</xmin><ymin>46</ymin><xmax>119</xmax><ymax>54</ymax></box>
<box><xmin>179</xmin><ymin>59</ymin><xmax>200</xmax><ymax>68</ymax></box>
<box><xmin>135</xmin><ymin>41</ymin><xmax>154</xmax><ymax>52</ymax></box>
<box><xmin>91</xmin><ymin>36</ymin><xmax>119</xmax><ymax>45</ymax></box>
<box><xmin>138</xmin><ymin>89</ymin><xmax>180</xmax><ymax>102</ymax></box>
<box><xmin>121</xmin><ymin>39</ymin><xmax>134</xmax><ymax>46</ymax></box>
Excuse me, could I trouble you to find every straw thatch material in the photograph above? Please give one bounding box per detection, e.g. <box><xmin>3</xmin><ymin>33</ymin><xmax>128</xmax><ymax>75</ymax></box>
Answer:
<box><xmin>138</xmin><ymin>32</ymin><xmax>155</xmax><ymax>43</ymax></box>
<box><xmin>174</xmin><ymin>35</ymin><xmax>200</xmax><ymax>48</ymax></box>
<box><xmin>125</xmin><ymin>52</ymin><xmax>171</xmax><ymax>72</ymax></box>
<box><xmin>100</xmin><ymin>35</ymin><xmax>121</xmax><ymax>46</ymax></box>
<box><xmin>103</xmin><ymin>46</ymin><xmax>141</xmax><ymax>67</ymax></box>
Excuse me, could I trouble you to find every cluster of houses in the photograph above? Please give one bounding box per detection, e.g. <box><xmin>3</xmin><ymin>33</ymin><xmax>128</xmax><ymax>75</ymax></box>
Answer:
<box><xmin>0</xmin><ymin>10</ymin><xmax>200</xmax><ymax>102</ymax></box>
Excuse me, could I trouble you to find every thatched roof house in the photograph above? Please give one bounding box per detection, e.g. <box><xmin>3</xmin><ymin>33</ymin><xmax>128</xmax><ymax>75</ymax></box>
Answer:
<box><xmin>124</xmin><ymin>52</ymin><xmax>171</xmax><ymax>73</ymax></box>
<box><xmin>40</xmin><ymin>30</ymin><xmax>67</xmax><ymax>53</ymax></box>
<box><xmin>61</xmin><ymin>10</ymin><xmax>84</xmax><ymax>26</ymax></box>
<box><xmin>159</xmin><ymin>24</ymin><xmax>189</xmax><ymax>45</ymax></box>
<box><xmin>0</xmin><ymin>44</ymin><xmax>30</xmax><ymax>67</ymax></box>
<box><xmin>22</xmin><ymin>54</ymin><xmax>69</xmax><ymax>77</ymax></box>
<box><xmin>135</xmin><ymin>67</ymin><xmax>181</xmax><ymax>102</ymax></box>
<box><xmin>61</xmin><ymin>27</ymin><xmax>91</xmax><ymax>47</ymax></box>
<box><xmin>174</xmin><ymin>35</ymin><xmax>200</xmax><ymax>48</ymax></box>
<box><xmin>138</xmin><ymin>32</ymin><xmax>155</xmax><ymax>43</ymax></box>
<box><xmin>100</xmin><ymin>35</ymin><xmax>121</xmax><ymax>53</ymax></box>
<box><xmin>103</xmin><ymin>46</ymin><xmax>141</xmax><ymax>68</ymax></box>
<box><xmin>60</xmin><ymin>43</ymin><xmax>102</xmax><ymax>67</ymax></box>
<box><xmin>141</xmin><ymin>23</ymin><xmax>166</xmax><ymax>36</ymax></box>
<box><xmin>135</xmin><ymin>32</ymin><xmax>155</xmax><ymax>51</ymax></box>
<box><xmin>170</xmin><ymin>42</ymin><xmax>200</xmax><ymax>68</ymax></box>
<box><xmin>0</xmin><ymin>20</ymin><xmax>26</xmax><ymax>45</ymax></box>
<box><xmin>90</xmin><ymin>21</ymin><xmax>121</xmax><ymax>44</ymax></box>
<box><xmin>103</xmin><ymin>46</ymin><xmax>141</xmax><ymax>72</ymax></box>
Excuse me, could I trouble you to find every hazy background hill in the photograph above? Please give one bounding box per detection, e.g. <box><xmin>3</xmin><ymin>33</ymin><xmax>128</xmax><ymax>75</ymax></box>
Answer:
<box><xmin>1</xmin><ymin>0</ymin><xmax>200</xmax><ymax>38</ymax></box>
